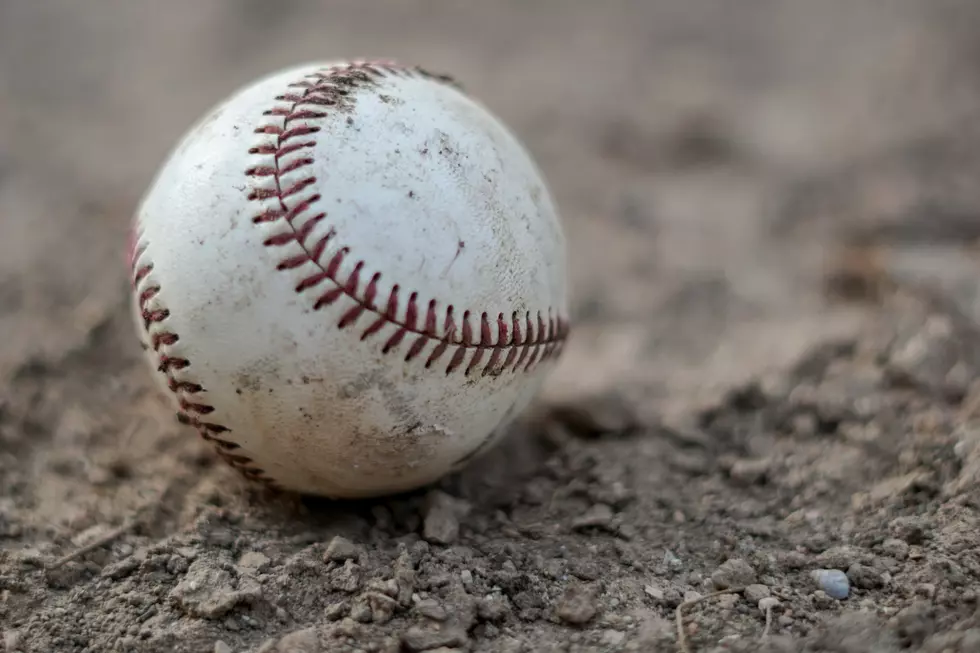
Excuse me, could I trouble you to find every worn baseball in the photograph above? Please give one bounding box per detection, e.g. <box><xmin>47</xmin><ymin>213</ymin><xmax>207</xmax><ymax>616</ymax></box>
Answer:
<box><xmin>129</xmin><ymin>60</ymin><xmax>569</xmax><ymax>498</ymax></box>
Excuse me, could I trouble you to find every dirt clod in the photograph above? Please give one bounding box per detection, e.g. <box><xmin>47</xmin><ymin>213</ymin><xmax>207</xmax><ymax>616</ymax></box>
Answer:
<box><xmin>847</xmin><ymin>563</ymin><xmax>885</xmax><ymax>590</ymax></box>
<box><xmin>400</xmin><ymin>625</ymin><xmax>468</xmax><ymax>651</ymax></box>
<box><xmin>476</xmin><ymin>593</ymin><xmax>512</xmax><ymax>623</ymax></box>
<box><xmin>816</xmin><ymin>546</ymin><xmax>865</xmax><ymax>570</ymax></box>
<box><xmin>744</xmin><ymin>584</ymin><xmax>771</xmax><ymax>603</ymax></box>
<box><xmin>555</xmin><ymin>585</ymin><xmax>598</xmax><ymax>625</ymax></box>
<box><xmin>170</xmin><ymin>558</ymin><xmax>263</xmax><ymax>618</ymax></box>
<box><xmin>329</xmin><ymin>559</ymin><xmax>362</xmax><ymax>593</ymax></box>
<box><xmin>323</xmin><ymin>536</ymin><xmax>360</xmax><ymax>562</ymax></box>
<box><xmin>5</xmin><ymin>3</ymin><xmax>980</xmax><ymax>652</ymax></box>
<box><xmin>422</xmin><ymin>491</ymin><xmax>470</xmax><ymax>545</ymax></box>
<box><xmin>712</xmin><ymin>558</ymin><xmax>757</xmax><ymax>590</ymax></box>
<box><xmin>269</xmin><ymin>627</ymin><xmax>319</xmax><ymax>653</ymax></box>
<box><xmin>880</xmin><ymin>539</ymin><xmax>910</xmax><ymax>560</ymax></box>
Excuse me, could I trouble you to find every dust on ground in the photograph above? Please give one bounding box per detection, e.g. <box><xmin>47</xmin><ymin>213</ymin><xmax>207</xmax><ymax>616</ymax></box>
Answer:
<box><xmin>2</xmin><ymin>2</ymin><xmax>980</xmax><ymax>652</ymax></box>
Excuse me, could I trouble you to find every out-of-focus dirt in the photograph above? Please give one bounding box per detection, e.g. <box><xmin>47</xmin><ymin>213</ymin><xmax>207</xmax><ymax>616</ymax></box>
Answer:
<box><xmin>3</xmin><ymin>2</ymin><xmax>980</xmax><ymax>652</ymax></box>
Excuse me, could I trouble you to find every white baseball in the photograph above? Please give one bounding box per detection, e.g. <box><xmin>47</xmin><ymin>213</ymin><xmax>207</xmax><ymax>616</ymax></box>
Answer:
<box><xmin>129</xmin><ymin>60</ymin><xmax>569</xmax><ymax>498</ymax></box>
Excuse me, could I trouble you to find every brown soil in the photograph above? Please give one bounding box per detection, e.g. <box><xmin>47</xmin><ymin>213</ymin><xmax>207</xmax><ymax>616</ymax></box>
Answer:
<box><xmin>3</xmin><ymin>2</ymin><xmax>980</xmax><ymax>652</ymax></box>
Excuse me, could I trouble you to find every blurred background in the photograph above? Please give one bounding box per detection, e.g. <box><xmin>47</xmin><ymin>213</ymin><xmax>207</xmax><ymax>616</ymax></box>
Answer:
<box><xmin>3</xmin><ymin>0</ymin><xmax>978</xmax><ymax>399</ymax></box>
<box><xmin>2</xmin><ymin>0</ymin><xmax>979</xmax><ymax>397</ymax></box>
<box><xmin>3</xmin><ymin>2</ymin><xmax>980</xmax><ymax>651</ymax></box>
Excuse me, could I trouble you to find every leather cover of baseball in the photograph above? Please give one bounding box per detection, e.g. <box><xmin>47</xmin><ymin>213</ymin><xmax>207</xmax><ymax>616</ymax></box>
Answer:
<box><xmin>129</xmin><ymin>60</ymin><xmax>569</xmax><ymax>498</ymax></box>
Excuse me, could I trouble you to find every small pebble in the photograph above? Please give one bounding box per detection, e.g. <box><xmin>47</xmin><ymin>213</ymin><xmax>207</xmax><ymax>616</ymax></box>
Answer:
<box><xmin>276</xmin><ymin>627</ymin><xmax>320</xmax><ymax>652</ymax></box>
<box><xmin>811</xmin><ymin>569</ymin><xmax>850</xmax><ymax>600</ymax></box>
<box><xmin>728</xmin><ymin>457</ymin><xmax>771</xmax><ymax>484</ymax></box>
<box><xmin>416</xmin><ymin>598</ymin><xmax>447</xmax><ymax>621</ymax></box>
<box><xmin>743</xmin><ymin>584</ymin><xmax>771</xmax><ymax>603</ymax></box>
<box><xmin>599</xmin><ymin>630</ymin><xmax>625</xmax><ymax>646</ymax></box>
<box><xmin>175</xmin><ymin>546</ymin><xmax>199</xmax><ymax>561</ymax></box>
<box><xmin>571</xmin><ymin>504</ymin><xmax>615</xmax><ymax>531</ymax></box>
<box><xmin>712</xmin><ymin>558</ymin><xmax>757</xmax><ymax>589</ymax></box>
<box><xmin>556</xmin><ymin>586</ymin><xmax>598</xmax><ymax>624</ymax></box>
<box><xmin>717</xmin><ymin>593</ymin><xmax>739</xmax><ymax>610</ymax></box>
<box><xmin>214</xmin><ymin>642</ymin><xmax>233</xmax><ymax>653</ymax></box>
<box><xmin>324</xmin><ymin>536</ymin><xmax>360</xmax><ymax>562</ymax></box>
<box><xmin>875</xmin><ymin>555</ymin><xmax>901</xmax><ymax>574</ymax></box>
<box><xmin>778</xmin><ymin>551</ymin><xmax>808</xmax><ymax>570</ymax></box>
<box><xmin>811</xmin><ymin>590</ymin><xmax>837</xmax><ymax>609</ymax></box>
<box><xmin>401</xmin><ymin>625</ymin><xmax>468</xmax><ymax>652</ymax></box>
<box><xmin>663</xmin><ymin>550</ymin><xmax>683</xmax><ymax>572</ymax></box>
<box><xmin>324</xmin><ymin>601</ymin><xmax>348</xmax><ymax>621</ymax></box>
<box><xmin>477</xmin><ymin>594</ymin><xmax>511</xmax><ymax>622</ymax></box>
<box><xmin>880</xmin><ymin>538</ymin><xmax>909</xmax><ymax>560</ymax></box>
<box><xmin>367</xmin><ymin>592</ymin><xmax>398</xmax><ymax>624</ymax></box>
<box><xmin>237</xmin><ymin>551</ymin><xmax>271</xmax><ymax>573</ymax></box>
<box><xmin>350</xmin><ymin>599</ymin><xmax>373</xmax><ymax>623</ymax></box>
<box><xmin>643</xmin><ymin>584</ymin><xmax>665</xmax><ymax>601</ymax></box>
<box><xmin>330</xmin><ymin>559</ymin><xmax>362</xmax><ymax>593</ymax></box>
<box><xmin>422</xmin><ymin>491</ymin><xmax>470</xmax><ymax>545</ymax></box>
<box><xmin>815</xmin><ymin>546</ymin><xmax>861</xmax><ymax>570</ymax></box>
<box><xmin>847</xmin><ymin>563</ymin><xmax>884</xmax><ymax>589</ymax></box>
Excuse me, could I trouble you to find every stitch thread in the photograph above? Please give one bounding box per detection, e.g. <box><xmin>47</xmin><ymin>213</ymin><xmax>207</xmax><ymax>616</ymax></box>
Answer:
<box><xmin>244</xmin><ymin>60</ymin><xmax>569</xmax><ymax>377</ymax></box>
<box><xmin>129</xmin><ymin>234</ymin><xmax>279</xmax><ymax>488</ymax></box>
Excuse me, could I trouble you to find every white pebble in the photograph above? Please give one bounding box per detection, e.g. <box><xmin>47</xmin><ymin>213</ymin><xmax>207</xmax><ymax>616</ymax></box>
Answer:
<box><xmin>758</xmin><ymin>597</ymin><xmax>781</xmax><ymax>613</ymax></box>
<box><xmin>811</xmin><ymin>569</ymin><xmax>850</xmax><ymax>599</ymax></box>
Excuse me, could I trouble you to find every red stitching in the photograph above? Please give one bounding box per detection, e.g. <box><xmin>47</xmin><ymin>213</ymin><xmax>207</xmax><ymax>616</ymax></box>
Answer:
<box><xmin>244</xmin><ymin>60</ymin><xmax>569</xmax><ymax>378</ymax></box>
<box><xmin>130</xmin><ymin>228</ymin><xmax>279</xmax><ymax>489</ymax></box>
<box><xmin>151</xmin><ymin>332</ymin><xmax>178</xmax><ymax>348</ymax></box>
<box><xmin>157</xmin><ymin>356</ymin><xmax>188</xmax><ymax>372</ymax></box>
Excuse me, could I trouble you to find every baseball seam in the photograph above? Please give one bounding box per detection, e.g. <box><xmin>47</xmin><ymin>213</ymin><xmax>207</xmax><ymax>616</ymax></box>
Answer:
<box><xmin>245</xmin><ymin>60</ymin><xmax>569</xmax><ymax>378</ymax></box>
<box><xmin>129</xmin><ymin>234</ymin><xmax>279</xmax><ymax>488</ymax></box>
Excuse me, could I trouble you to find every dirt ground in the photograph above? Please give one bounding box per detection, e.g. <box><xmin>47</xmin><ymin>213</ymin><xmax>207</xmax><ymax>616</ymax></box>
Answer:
<box><xmin>3</xmin><ymin>1</ymin><xmax>980</xmax><ymax>651</ymax></box>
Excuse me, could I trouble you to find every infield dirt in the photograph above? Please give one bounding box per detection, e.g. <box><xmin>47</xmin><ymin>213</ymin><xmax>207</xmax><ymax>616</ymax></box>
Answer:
<box><xmin>2</xmin><ymin>2</ymin><xmax>980</xmax><ymax>652</ymax></box>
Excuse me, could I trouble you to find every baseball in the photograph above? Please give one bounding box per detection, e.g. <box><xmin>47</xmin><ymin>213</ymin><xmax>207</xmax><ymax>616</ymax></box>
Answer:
<box><xmin>128</xmin><ymin>60</ymin><xmax>570</xmax><ymax>498</ymax></box>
